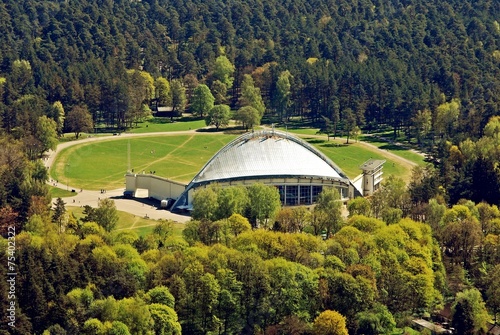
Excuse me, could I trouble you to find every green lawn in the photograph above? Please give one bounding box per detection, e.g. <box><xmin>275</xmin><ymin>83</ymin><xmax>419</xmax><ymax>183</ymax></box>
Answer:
<box><xmin>276</xmin><ymin>126</ymin><xmax>322</xmax><ymax>136</ymax></box>
<box><xmin>52</xmin><ymin>131</ymin><xmax>419</xmax><ymax>191</ymax></box>
<box><xmin>128</xmin><ymin>118</ymin><xmax>207</xmax><ymax>133</ymax></box>
<box><xmin>68</xmin><ymin>206</ymin><xmax>185</xmax><ymax>237</ymax></box>
<box><xmin>49</xmin><ymin>186</ymin><xmax>77</xmax><ymax>198</ymax></box>
<box><xmin>304</xmin><ymin>138</ymin><xmax>411</xmax><ymax>180</ymax></box>
<box><xmin>51</xmin><ymin>134</ymin><xmax>236</xmax><ymax>190</ymax></box>
<box><xmin>360</xmin><ymin>136</ymin><xmax>427</xmax><ymax>166</ymax></box>
<box><xmin>281</xmin><ymin>128</ymin><xmax>426</xmax><ymax>168</ymax></box>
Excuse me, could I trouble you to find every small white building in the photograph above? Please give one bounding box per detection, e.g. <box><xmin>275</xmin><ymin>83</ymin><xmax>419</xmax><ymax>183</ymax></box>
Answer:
<box><xmin>359</xmin><ymin>159</ymin><xmax>385</xmax><ymax>196</ymax></box>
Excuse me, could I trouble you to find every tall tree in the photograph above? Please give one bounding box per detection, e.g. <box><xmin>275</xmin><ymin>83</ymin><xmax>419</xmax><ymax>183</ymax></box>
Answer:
<box><xmin>211</xmin><ymin>80</ymin><xmax>228</xmax><ymax>104</ymax></box>
<box><xmin>155</xmin><ymin>77</ymin><xmax>172</xmax><ymax>106</ymax></box>
<box><xmin>66</xmin><ymin>105</ymin><xmax>93</xmax><ymax>139</ymax></box>
<box><xmin>240</xmin><ymin>74</ymin><xmax>265</xmax><ymax>117</ymax></box>
<box><xmin>452</xmin><ymin>289</ymin><xmax>489</xmax><ymax>335</ymax></box>
<box><xmin>170</xmin><ymin>79</ymin><xmax>186</xmax><ymax>117</ymax></box>
<box><xmin>52</xmin><ymin>101</ymin><xmax>65</xmax><ymax>136</ymax></box>
<box><xmin>34</xmin><ymin>115</ymin><xmax>58</xmax><ymax>157</ymax></box>
<box><xmin>191</xmin><ymin>84</ymin><xmax>215</xmax><ymax>117</ymax></box>
<box><xmin>213</xmin><ymin>55</ymin><xmax>235</xmax><ymax>89</ymax></box>
<box><xmin>314</xmin><ymin>187</ymin><xmax>343</xmax><ymax>237</ymax></box>
<box><xmin>411</xmin><ymin>109</ymin><xmax>432</xmax><ymax>146</ymax></box>
<box><xmin>343</xmin><ymin>108</ymin><xmax>357</xmax><ymax>144</ymax></box>
<box><xmin>434</xmin><ymin>99</ymin><xmax>460</xmax><ymax>140</ymax></box>
<box><xmin>441</xmin><ymin>205</ymin><xmax>482</xmax><ymax>269</ymax></box>
<box><xmin>52</xmin><ymin>197</ymin><xmax>66</xmax><ymax>233</ymax></box>
<box><xmin>206</xmin><ymin>104</ymin><xmax>231</xmax><ymax>130</ymax></box>
<box><xmin>247</xmin><ymin>183</ymin><xmax>281</xmax><ymax>228</ymax></box>
<box><xmin>191</xmin><ymin>186</ymin><xmax>218</xmax><ymax>221</ymax></box>
<box><xmin>275</xmin><ymin>70</ymin><xmax>292</xmax><ymax>120</ymax></box>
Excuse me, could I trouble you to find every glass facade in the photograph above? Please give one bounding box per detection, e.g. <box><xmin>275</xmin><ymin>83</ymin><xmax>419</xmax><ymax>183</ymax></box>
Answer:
<box><xmin>274</xmin><ymin>185</ymin><xmax>348</xmax><ymax>206</ymax></box>
<box><xmin>277</xmin><ymin>185</ymin><xmax>285</xmax><ymax>203</ymax></box>
<box><xmin>300</xmin><ymin>185</ymin><xmax>312</xmax><ymax>205</ymax></box>
<box><xmin>312</xmin><ymin>185</ymin><xmax>323</xmax><ymax>203</ymax></box>
<box><xmin>285</xmin><ymin>185</ymin><xmax>298</xmax><ymax>205</ymax></box>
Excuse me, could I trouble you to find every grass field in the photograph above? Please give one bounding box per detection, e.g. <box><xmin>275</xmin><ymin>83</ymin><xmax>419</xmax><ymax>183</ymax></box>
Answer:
<box><xmin>68</xmin><ymin>206</ymin><xmax>185</xmax><ymax>237</ymax></box>
<box><xmin>361</xmin><ymin>137</ymin><xmax>427</xmax><ymax>167</ymax></box>
<box><xmin>51</xmin><ymin>134</ymin><xmax>236</xmax><ymax>190</ymax></box>
<box><xmin>128</xmin><ymin>118</ymin><xmax>207</xmax><ymax>133</ymax></box>
<box><xmin>278</xmin><ymin>127</ymin><xmax>425</xmax><ymax>167</ymax></box>
<box><xmin>51</xmin><ymin>131</ymin><xmax>419</xmax><ymax>191</ymax></box>
<box><xmin>304</xmin><ymin>138</ymin><xmax>411</xmax><ymax>180</ymax></box>
<box><xmin>49</xmin><ymin>185</ymin><xmax>77</xmax><ymax>198</ymax></box>
<box><xmin>276</xmin><ymin>126</ymin><xmax>322</xmax><ymax>136</ymax></box>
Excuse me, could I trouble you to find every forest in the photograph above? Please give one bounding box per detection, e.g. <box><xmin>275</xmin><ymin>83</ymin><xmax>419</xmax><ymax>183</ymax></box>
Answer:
<box><xmin>0</xmin><ymin>0</ymin><xmax>500</xmax><ymax>334</ymax></box>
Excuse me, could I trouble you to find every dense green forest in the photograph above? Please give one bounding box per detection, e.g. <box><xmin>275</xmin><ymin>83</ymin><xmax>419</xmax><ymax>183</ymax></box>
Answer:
<box><xmin>1</xmin><ymin>0</ymin><xmax>500</xmax><ymax>334</ymax></box>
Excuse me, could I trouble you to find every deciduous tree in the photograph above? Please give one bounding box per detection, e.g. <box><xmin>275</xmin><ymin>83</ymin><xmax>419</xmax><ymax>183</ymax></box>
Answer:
<box><xmin>66</xmin><ymin>105</ymin><xmax>93</xmax><ymax>139</ymax></box>
<box><xmin>441</xmin><ymin>205</ymin><xmax>482</xmax><ymax>269</ymax></box>
<box><xmin>206</xmin><ymin>104</ymin><xmax>231</xmax><ymax>130</ymax></box>
<box><xmin>213</xmin><ymin>55</ymin><xmax>235</xmax><ymax>89</ymax></box>
<box><xmin>191</xmin><ymin>84</ymin><xmax>215</xmax><ymax>117</ymax></box>
<box><xmin>216</xmin><ymin>186</ymin><xmax>249</xmax><ymax>220</ymax></box>
<box><xmin>314</xmin><ymin>187</ymin><xmax>343</xmax><ymax>237</ymax></box>
<box><xmin>52</xmin><ymin>101</ymin><xmax>65</xmax><ymax>136</ymax></box>
<box><xmin>452</xmin><ymin>289</ymin><xmax>489</xmax><ymax>335</ymax></box>
<box><xmin>434</xmin><ymin>99</ymin><xmax>460</xmax><ymax>140</ymax></box>
<box><xmin>191</xmin><ymin>186</ymin><xmax>218</xmax><ymax>221</ymax></box>
<box><xmin>247</xmin><ymin>183</ymin><xmax>281</xmax><ymax>228</ymax></box>
<box><xmin>240</xmin><ymin>74</ymin><xmax>265</xmax><ymax>117</ymax></box>
<box><xmin>235</xmin><ymin>105</ymin><xmax>260</xmax><ymax>130</ymax></box>
<box><xmin>155</xmin><ymin>77</ymin><xmax>172</xmax><ymax>106</ymax></box>
<box><xmin>275</xmin><ymin>70</ymin><xmax>292</xmax><ymax>120</ymax></box>
<box><xmin>170</xmin><ymin>79</ymin><xmax>186</xmax><ymax>116</ymax></box>
<box><xmin>313</xmin><ymin>310</ymin><xmax>348</xmax><ymax>335</ymax></box>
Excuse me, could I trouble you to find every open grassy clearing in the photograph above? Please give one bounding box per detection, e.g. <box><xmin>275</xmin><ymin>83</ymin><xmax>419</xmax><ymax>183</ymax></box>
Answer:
<box><xmin>49</xmin><ymin>185</ymin><xmax>77</xmax><ymax>199</ymax></box>
<box><xmin>51</xmin><ymin>134</ymin><xmax>236</xmax><ymax>190</ymax></box>
<box><xmin>278</xmin><ymin>127</ymin><xmax>426</xmax><ymax>167</ymax></box>
<box><xmin>68</xmin><ymin>206</ymin><xmax>185</xmax><ymax>237</ymax></box>
<box><xmin>360</xmin><ymin>136</ymin><xmax>427</xmax><ymax>166</ymax></box>
<box><xmin>52</xmin><ymin>130</ymin><xmax>419</xmax><ymax>191</ymax></box>
<box><xmin>276</xmin><ymin>126</ymin><xmax>322</xmax><ymax>136</ymax></box>
<box><xmin>128</xmin><ymin>118</ymin><xmax>207</xmax><ymax>133</ymax></box>
<box><xmin>304</xmin><ymin>138</ymin><xmax>412</xmax><ymax>180</ymax></box>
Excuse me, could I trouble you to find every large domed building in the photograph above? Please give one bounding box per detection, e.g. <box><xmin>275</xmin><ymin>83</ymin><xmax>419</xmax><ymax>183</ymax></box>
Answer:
<box><xmin>124</xmin><ymin>130</ymin><xmax>385</xmax><ymax>212</ymax></box>
<box><xmin>171</xmin><ymin>130</ymin><xmax>360</xmax><ymax>211</ymax></box>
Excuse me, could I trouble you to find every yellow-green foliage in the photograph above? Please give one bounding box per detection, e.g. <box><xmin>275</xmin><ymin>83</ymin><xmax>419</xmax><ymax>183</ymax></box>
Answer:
<box><xmin>347</xmin><ymin>215</ymin><xmax>386</xmax><ymax>232</ymax></box>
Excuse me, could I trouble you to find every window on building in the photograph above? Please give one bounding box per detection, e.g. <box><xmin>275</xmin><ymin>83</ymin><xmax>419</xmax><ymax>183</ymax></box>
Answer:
<box><xmin>312</xmin><ymin>185</ymin><xmax>323</xmax><ymax>203</ymax></box>
<box><xmin>286</xmin><ymin>185</ymin><xmax>298</xmax><ymax>206</ymax></box>
<box><xmin>299</xmin><ymin>185</ymin><xmax>311</xmax><ymax>205</ymax></box>
<box><xmin>277</xmin><ymin>185</ymin><xmax>285</xmax><ymax>204</ymax></box>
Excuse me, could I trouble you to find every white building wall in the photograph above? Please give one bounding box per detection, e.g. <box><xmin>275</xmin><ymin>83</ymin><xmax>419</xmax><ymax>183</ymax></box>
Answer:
<box><xmin>124</xmin><ymin>173</ymin><xmax>186</xmax><ymax>200</ymax></box>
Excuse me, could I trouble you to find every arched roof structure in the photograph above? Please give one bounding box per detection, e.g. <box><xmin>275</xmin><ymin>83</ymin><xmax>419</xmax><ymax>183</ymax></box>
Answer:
<box><xmin>193</xmin><ymin>130</ymin><xmax>348</xmax><ymax>183</ymax></box>
<box><xmin>171</xmin><ymin>130</ymin><xmax>352</xmax><ymax>211</ymax></box>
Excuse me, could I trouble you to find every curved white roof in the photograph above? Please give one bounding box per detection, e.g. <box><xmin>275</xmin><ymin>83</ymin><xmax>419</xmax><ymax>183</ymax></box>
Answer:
<box><xmin>171</xmin><ymin>130</ymin><xmax>351</xmax><ymax>211</ymax></box>
<box><xmin>192</xmin><ymin>130</ymin><xmax>348</xmax><ymax>183</ymax></box>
